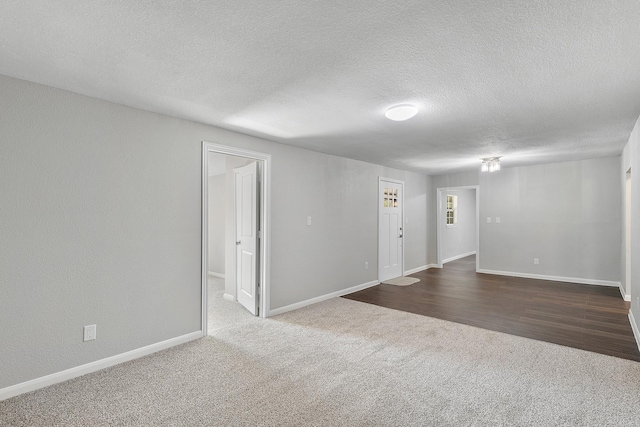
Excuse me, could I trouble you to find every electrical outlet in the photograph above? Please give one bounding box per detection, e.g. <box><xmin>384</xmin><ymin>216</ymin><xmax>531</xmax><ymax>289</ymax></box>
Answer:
<box><xmin>487</xmin><ymin>217</ymin><xmax>492</xmax><ymax>223</ymax></box>
<box><xmin>364</xmin><ymin>262</ymin><xmax>369</xmax><ymax>270</ymax></box>
<box><xmin>306</xmin><ymin>216</ymin><xmax>311</xmax><ymax>226</ymax></box>
<box><xmin>534</xmin><ymin>258</ymin><xmax>540</xmax><ymax>265</ymax></box>
<box><xmin>495</xmin><ymin>217</ymin><xmax>501</xmax><ymax>223</ymax></box>
<box><xmin>83</xmin><ymin>324</ymin><xmax>96</xmax><ymax>342</ymax></box>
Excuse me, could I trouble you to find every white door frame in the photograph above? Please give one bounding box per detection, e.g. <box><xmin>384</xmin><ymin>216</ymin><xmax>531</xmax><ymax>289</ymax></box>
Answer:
<box><xmin>201</xmin><ymin>141</ymin><xmax>271</xmax><ymax>334</ymax></box>
<box><xmin>624</xmin><ymin>168</ymin><xmax>632</xmax><ymax>301</ymax></box>
<box><xmin>378</xmin><ymin>177</ymin><xmax>404</xmax><ymax>281</ymax></box>
<box><xmin>436</xmin><ymin>185</ymin><xmax>480</xmax><ymax>271</ymax></box>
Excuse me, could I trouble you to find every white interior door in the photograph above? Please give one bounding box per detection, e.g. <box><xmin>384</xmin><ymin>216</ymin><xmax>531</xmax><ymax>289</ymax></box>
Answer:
<box><xmin>379</xmin><ymin>179</ymin><xmax>403</xmax><ymax>282</ymax></box>
<box><xmin>235</xmin><ymin>162</ymin><xmax>259</xmax><ymax>315</ymax></box>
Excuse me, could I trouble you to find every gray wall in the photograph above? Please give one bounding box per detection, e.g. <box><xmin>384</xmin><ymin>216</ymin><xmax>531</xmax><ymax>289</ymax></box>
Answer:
<box><xmin>208</xmin><ymin>173</ymin><xmax>225</xmax><ymax>275</ymax></box>
<box><xmin>404</xmin><ymin>173</ymin><xmax>431</xmax><ymax>271</ymax></box>
<box><xmin>0</xmin><ymin>74</ymin><xmax>430</xmax><ymax>389</ymax></box>
<box><xmin>441</xmin><ymin>188</ymin><xmax>476</xmax><ymax>262</ymax></box>
<box><xmin>268</xmin><ymin>152</ymin><xmax>430</xmax><ymax>308</ymax></box>
<box><xmin>431</xmin><ymin>158</ymin><xmax>621</xmax><ymax>282</ymax></box>
<box><xmin>479</xmin><ymin>158</ymin><xmax>620</xmax><ymax>280</ymax></box>
<box><xmin>0</xmin><ymin>75</ymin><xmax>201</xmax><ymax>389</ymax></box>
<box><xmin>622</xmin><ymin>115</ymin><xmax>640</xmax><ymax>330</ymax></box>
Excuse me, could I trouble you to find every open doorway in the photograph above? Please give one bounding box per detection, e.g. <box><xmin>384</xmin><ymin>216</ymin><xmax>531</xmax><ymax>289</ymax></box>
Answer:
<box><xmin>436</xmin><ymin>186</ymin><xmax>479</xmax><ymax>271</ymax></box>
<box><xmin>201</xmin><ymin>142</ymin><xmax>271</xmax><ymax>336</ymax></box>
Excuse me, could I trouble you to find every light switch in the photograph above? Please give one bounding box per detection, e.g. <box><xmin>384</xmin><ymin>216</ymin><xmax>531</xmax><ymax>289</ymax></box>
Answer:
<box><xmin>84</xmin><ymin>324</ymin><xmax>96</xmax><ymax>342</ymax></box>
<box><xmin>306</xmin><ymin>216</ymin><xmax>312</xmax><ymax>226</ymax></box>
<box><xmin>487</xmin><ymin>217</ymin><xmax>492</xmax><ymax>223</ymax></box>
<box><xmin>496</xmin><ymin>217</ymin><xmax>501</xmax><ymax>223</ymax></box>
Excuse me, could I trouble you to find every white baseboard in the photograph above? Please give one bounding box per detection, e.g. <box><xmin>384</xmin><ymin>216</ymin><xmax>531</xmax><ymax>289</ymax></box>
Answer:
<box><xmin>404</xmin><ymin>264</ymin><xmax>438</xmax><ymax>275</ymax></box>
<box><xmin>629</xmin><ymin>311</ymin><xmax>640</xmax><ymax>353</ymax></box>
<box><xmin>477</xmin><ymin>269</ymin><xmax>621</xmax><ymax>288</ymax></box>
<box><xmin>223</xmin><ymin>293</ymin><xmax>235</xmax><ymax>302</ymax></box>
<box><xmin>269</xmin><ymin>280</ymin><xmax>380</xmax><ymax>316</ymax></box>
<box><xmin>619</xmin><ymin>284</ymin><xmax>631</xmax><ymax>301</ymax></box>
<box><xmin>208</xmin><ymin>271</ymin><xmax>225</xmax><ymax>279</ymax></box>
<box><xmin>0</xmin><ymin>331</ymin><xmax>202</xmax><ymax>402</ymax></box>
<box><xmin>443</xmin><ymin>251</ymin><xmax>476</xmax><ymax>264</ymax></box>
<box><xmin>404</xmin><ymin>265</ymin><xmax>427</xmax><ymax>275</ymax></box>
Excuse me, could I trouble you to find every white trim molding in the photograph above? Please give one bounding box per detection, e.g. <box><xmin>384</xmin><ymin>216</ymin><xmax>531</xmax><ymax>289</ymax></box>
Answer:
<box><xmin>269</xmin><ymin>280</ymin><xmax>380</xmax><ymax>316</ymax></box>
<box><xmin>436</xmin><ymin>185</ymin><xmax>480</xmax><ymax>272</ymax></box>
<box><xmin>208</xmin><ymin>271</ymin><xmax>225</xmax><ymax>279</ymax></box>
<box><xmin>477</xmin><ymin>269</ymin><xmax>622</xmax><ymax>288</ymax></box>
<box><xmin>629</xmin><ymin>311</ymin><xmax>640</xmax><ymax>353</ymax></box>
<box><xmin>404</xmin><ymin>264</ymin><xmax>438</xmax><ymax>275</ymax></box>
<box><xmin>618</xmin><ymin>283</ymin><xmax>631</xmax><ymax>301</ymax></box>
<box><xmin>0</xmin><ymin>331</ymin><xmax>202</xmax><ymax>401</ymax></box>
<box><xmin>443</xmin><ymin>251</ymin><xmax>477</xmax><ymax>265</ymax></box>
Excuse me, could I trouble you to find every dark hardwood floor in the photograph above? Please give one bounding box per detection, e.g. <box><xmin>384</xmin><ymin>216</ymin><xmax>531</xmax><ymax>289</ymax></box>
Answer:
<box><xmin>343</xmin><ymin>255</ymin><xmax>640</xmax><ymax>361</ymax></box>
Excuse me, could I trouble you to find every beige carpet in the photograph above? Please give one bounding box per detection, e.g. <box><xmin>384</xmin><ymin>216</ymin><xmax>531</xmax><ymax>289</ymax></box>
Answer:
<box><xmin>2</xmin><ymin>278</ymin><xmax>640</xmax><ymax>426</ymax></box>
<box><xmin>382</xmin><ymin>276</ymin><xmax>420</xmax><ymax>286</ymax></box>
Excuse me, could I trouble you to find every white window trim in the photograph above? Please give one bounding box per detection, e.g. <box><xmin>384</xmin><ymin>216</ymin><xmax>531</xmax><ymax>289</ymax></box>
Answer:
<box><xmin>445</xmin><ymin>194</ymin><xmax>458</xmax><ymax>227</ymax></box>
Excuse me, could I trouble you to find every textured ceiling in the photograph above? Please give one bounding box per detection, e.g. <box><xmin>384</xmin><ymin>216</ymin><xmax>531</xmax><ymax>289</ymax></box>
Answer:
<box><xmin>1</xmin><ymin>1</ymin><xmax>640</xmax><ymax>175</ymax></box>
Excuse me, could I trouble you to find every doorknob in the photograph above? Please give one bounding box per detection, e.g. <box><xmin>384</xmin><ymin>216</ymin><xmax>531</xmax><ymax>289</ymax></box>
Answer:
<box><xmin>236</xmin><ymin>240</ymin><xmax>241</xmax><ymax>245</ymax></box>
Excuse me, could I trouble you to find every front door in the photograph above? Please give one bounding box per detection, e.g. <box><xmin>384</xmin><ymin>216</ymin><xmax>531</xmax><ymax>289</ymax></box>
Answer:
<box><xmin>379</xmin><ymin>179</ymin><xmax>403</xmax><ymax>282</ymax></box>
<box><xmin>235</xmin><ymin>162</ymin><xmax>259</xmax><ymax>315</ymax></box>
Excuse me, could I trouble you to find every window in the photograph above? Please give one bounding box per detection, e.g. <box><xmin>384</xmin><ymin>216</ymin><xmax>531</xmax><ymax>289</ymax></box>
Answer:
<box><xmin>446</xmin><ymin>195</ymin><xmax>457</xmax><ymax>226</ymax></box>
<box><xmin>383</xmin><ymin>187</ymin><xmax>399</xmax><ymax>208</ymax></box>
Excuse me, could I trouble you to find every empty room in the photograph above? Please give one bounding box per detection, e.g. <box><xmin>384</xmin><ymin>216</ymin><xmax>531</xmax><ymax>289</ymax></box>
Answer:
<box><xmin>1</xmin><ymin>1</ymin><xmax>640</xmax><ymax>425</ymax></box>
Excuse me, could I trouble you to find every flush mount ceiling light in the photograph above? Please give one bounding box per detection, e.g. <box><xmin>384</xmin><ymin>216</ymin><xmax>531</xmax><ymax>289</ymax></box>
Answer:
<box><xmin>480</xmin><ymin>157</ymin><xmax>501</xmax><ymax>172</ymax></box>
<box><xmin>385</xmin><ymin>104</ymin><xmax>418</xmax><ymax>121</ymax></box>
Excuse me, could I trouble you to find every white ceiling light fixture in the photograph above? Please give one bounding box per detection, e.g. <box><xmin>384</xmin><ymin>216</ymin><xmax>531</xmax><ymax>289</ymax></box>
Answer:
<box><xmin>481</xmin><ymin>157</ymin><xmax>501</xmax><ymax>172</ymax></box>
<box><xmin>385</xmin><ymin>104</ymin><xmax>418</xmax><ymax>121</ymax></box>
